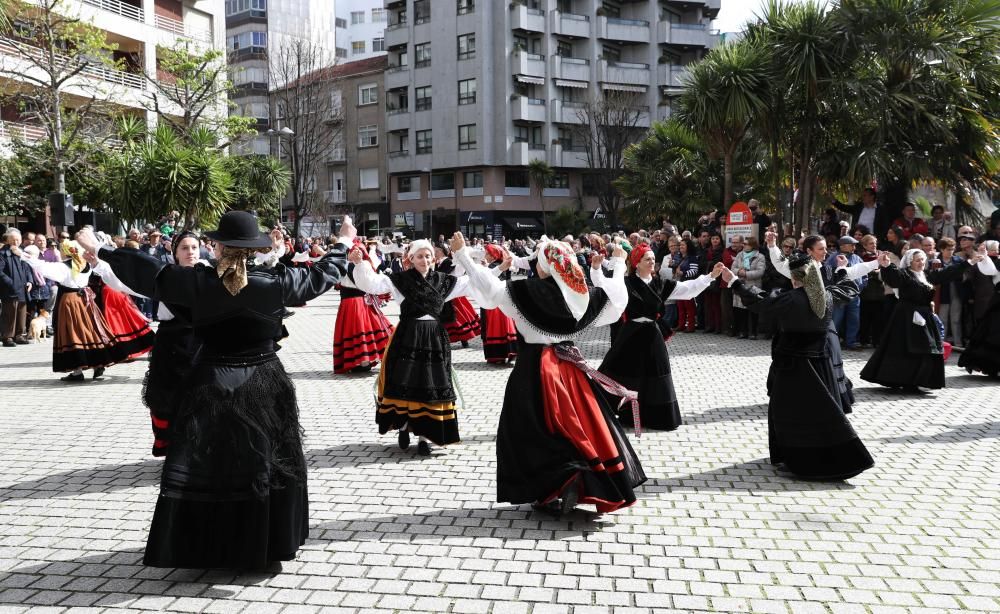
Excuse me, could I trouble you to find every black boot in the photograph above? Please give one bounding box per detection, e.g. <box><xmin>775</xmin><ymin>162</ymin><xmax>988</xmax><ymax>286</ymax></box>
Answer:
<box><xmin>398</xmin><ymin>430</ymin><xmax>410</xmax><ymax>450</ymax></box>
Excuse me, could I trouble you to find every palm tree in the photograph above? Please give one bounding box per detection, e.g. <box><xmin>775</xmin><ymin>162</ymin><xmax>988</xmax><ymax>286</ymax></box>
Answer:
<box><xmin>758</xmin><ymin>0</ymin><xmax>843</xmax><ymax>235</ymax></box>
<box><xmin>676</xmin><ymin>39</ymin><xmax>770</xmax><ymax>210</ymax></box>
<box><xmin>527</xmin><ymin>158</ymin><xmax>554</xmax><ymax>236</ymax></box>
<box><xmin>616</xmin><ymin>119</ymin><xmax>720</xmax><ymax>230</ymax></box>
<box><xmin>226</xmin><ymin>155</ymin><xmax>291</xmax><ymax>226</ymax></box>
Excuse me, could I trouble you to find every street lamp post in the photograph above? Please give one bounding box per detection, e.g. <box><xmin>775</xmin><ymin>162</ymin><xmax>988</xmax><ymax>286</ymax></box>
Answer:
<box><xmin>266</xmin><ymin>127</ymin><xmax>295</xmax><ymax>227</ymax></box>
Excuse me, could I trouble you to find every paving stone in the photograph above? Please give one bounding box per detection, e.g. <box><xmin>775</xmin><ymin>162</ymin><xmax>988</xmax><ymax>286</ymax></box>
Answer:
<box><xmin>0</xmin><ymin>289</ymin><xmax>997</xmax><ymax>613</ymax></box>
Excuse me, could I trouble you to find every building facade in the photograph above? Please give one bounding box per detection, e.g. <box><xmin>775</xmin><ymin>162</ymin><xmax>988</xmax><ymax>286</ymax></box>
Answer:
<box><xmin>383</xmin><ymin>0</ymin><xmax>720</xmax><ymax>239</ymax></box>
<box><xmin>0</xmin><ymin>0</ymin><xmax>226</xmax><ymax>229</ymax></box>
<box><xmin>227</xmin><ymin>0</ymin><xmax>337</xmax><ymax>156</ymax></box>
<box><xmin>273</xmin><ymin>56</ymin><xmax>390</xmax><ymax>237</ymax></box>
<box><xmin>335</xmin><ymin>0</ymin><xmax>389</xmax><ymax>61</ymax></box>
<box><xmin>1</xmin><ymin>0</ymin><xmax>224</xmax><ymax>150</ymax></box>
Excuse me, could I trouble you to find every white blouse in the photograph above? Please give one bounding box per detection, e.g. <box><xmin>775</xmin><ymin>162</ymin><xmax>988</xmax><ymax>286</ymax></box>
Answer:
<box><xmin>22</xmin><ymin>258</ymin><xmax>93</xmax><ymax>289</ymax></box>
<box><xmin>453</xmin><ymin>248</ymin><xmax>628</xmax><ymax>345</ymax></box>
<box><xmin>768</xmin><ymin>245</ymin><xmax>878</xmax><ymax>281</ymax></box>
<box><xmin>351</xmin><ymin>261</ymin><xmax>471</xmax><ymax>321</ymax></box>
<box><xmin>976</xmin><ymin>255</ymin><xmax>1000</xmax><ymax>284</ymax></box>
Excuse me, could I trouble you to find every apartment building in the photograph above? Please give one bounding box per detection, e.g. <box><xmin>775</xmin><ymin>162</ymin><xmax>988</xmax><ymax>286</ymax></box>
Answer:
<box><xmin>273</xmin><ymin>56</ymin><xmax>390</xmax><ymax>237</ymax></box>
<box><xmin>1</xmin><ymin>0</ymin><xmax>224</xmax><ymax>150</ymax></box>
<box><xmin>383</xmin><ymin>0</ymin><xmax>720</xmax><ymax>238</ymax></box>
<box><xmin>227</xmin><ymin>0</ymin><xmax>337</xmax><ymax>156</ymax></box>
<box><xmin>0</xmin><ymin>0</ymin><xmax>225</xmax><ymax>229</ymax></box>
<box><xmin>335</xmin><ymin>0</ymin><xmax>389</xmax><ymax>61</ymax></box>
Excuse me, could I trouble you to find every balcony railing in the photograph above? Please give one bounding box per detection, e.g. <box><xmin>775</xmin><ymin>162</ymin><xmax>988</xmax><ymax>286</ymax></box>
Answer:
<box><xmin>0</xmin><ymin>120</ymin><xmax>47</xmax><ymax>142</ymax></box>
<box><xmin>324</xmin><ymin>189</ymin><xmax>347</xmax><ymax>203</ymax></box>
<box><xmin>82</xmin><ymin>0</ymin><xmax>143</xmax><ymax>23</ymax></box>
<box><xmin>155</xmin><ymin>14</ymin><xmax>213</xmax><ymax>43</ymax></box>
<box><xmin>0</xmin><ymin>37</ymin><xmax>146</xmax><ymax>90</ymax></box>
<box><xmin>326</xmin><ymin>148</ymin><xmax>346</xmax><ymax>163</ymax></box>
<box><xmin>389</xmin><ymin>149</ymin><xmax>409</xmax><ymax>157</ymax></box>
<box><xmin>607</xmin><ymin>17</ymin><xmax>649</xmax><ymax>27</ymax></box>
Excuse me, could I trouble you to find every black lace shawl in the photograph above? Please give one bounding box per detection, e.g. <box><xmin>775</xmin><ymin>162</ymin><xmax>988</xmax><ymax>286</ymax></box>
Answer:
<box><xmin>390</xmin><ymin>269</ymin><xmax>458</xmax><ymax>321</ymax></box>
<box><xmin>507</xmin><ymin>277</ymin><xmax>609</xmax><ymax>336</ymax></box>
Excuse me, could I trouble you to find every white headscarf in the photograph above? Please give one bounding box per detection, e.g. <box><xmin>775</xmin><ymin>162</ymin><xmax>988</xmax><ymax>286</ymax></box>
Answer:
<box><xmin>406</xmin><ymin>239</ymin><xmax>434</xmax><ymax>262</ymax></box>
<box><xmin>898</xmin><ymin>248</ymin><xmax>933</xmax><ymax>294</ymax></box>
<box><xmin>535</xmin><ymin>240</ymin><xmax>590</xmax><ymax>320</ymax></box>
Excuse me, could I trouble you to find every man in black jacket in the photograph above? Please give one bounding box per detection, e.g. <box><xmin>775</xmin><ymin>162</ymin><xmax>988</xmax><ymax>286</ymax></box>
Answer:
<box><xmin>832</xmin><ymin>188</ymin><xmax>892</xmax><ymax>246</ymax></box>
<box><xmin>0</xmin><ymin>228</ymin><xmax>32</xmax><ymax>346</ymax></box>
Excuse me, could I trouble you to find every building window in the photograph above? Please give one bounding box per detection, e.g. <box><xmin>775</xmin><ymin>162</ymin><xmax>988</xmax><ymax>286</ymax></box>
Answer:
<box><xmin>226</xmin><ymin>0</ymin><xmax>266</xmax><ymax>18</ymax></box>
<box><xmin>351</xmin><ymin>11</ymin><xmax>365</xmax><ymax>24</ymax></box>
<box><xmin>582</xmin><ymin>173</ymin><xmax>600</xmax><ymax>196</ymax></box>
<box><xmin>463</xmin><ymin>170</ymin><xmax>483</xmax><ymax>189</ymax></box>
<box><xmin>335</xmin><ymin>17</ymin><xmax>346</xmax><ymax>29</ymax></box>
<box><xmin>431</xmin><ymin>173</ymin><xmax>455</xmax><ymax>191</ymax></box>
<box><xmin>505</xmin><ymin>170</ymin><xmax>529</xmax><ymax>188</ymax></box>
<box><xmin>457</xmin><ymin>33</ymin><xmax>475</xmax><ymax>60</ymax></box>
<box><xmin>414</xmin><ymin>0</ymin><xmax>430</xmax><ymax>24</ymax></box>
<box><xmin>458</xmin><ymin>124</ymin><xmax>477</xmax><ymax>150</ymax></box>
<box><xmin>415</xmin><ymin>85</ymin><xmax>432</xmax><ymax>111</ymax></box>
<box><xmin>398</xmin><ymin>176</ymin><xmax>414</xmax><ymax>193</ymax></box>
<box><xmin>548</xmin><ymin>172</ymin><xmax>570</xmax><ymax>189</ymax></box>
<box><xmin>360</xmin><ymin>168</ymin><xmax>380</xmax><ymax>190</ymax></box>
<box><xmin>513</xmin><ymin>125</ymin><xmax>529</xmax><ymax>143</ymax></box>
<box><xmin>372</xmin><ymin>8</ymin><xmax>387</xmax><ymax>22</ymax></box>
<box><xmin>358</xmin><ymin>125</ymin><xmax>378</xmax><ymax>148</ymax></box>
<box><xmin>227</xmin><ymin>31</ymin><xmax>267</xmax><ymax>52</ymax></box>
<box><xmin>335</xmin><ymin>47</ymin><xmax>348</xmax><ymax>59</ymax></box>
<box><xmin>416</xmin><ymin>129</ymin><xmax>432</xmax><ymax>154</ymax></box>
<box><xmin>457</xmin><ymin>0</ymin><xmax>475</xmax><ymax>15</ymax></box>
<box><xmin>358</xmin><ymin>83</ymin><xmax>378</xmax><ymax>105</ymax></box>
<box><xmin>352</xmin><ymin>41</ymin><xmax>366</xmax><ymax>55</ymax></box>
<box><xmin>414</xmin><ymin>42</ymin><xmax>431</xmax><ymax>67</ymax></box>
<box><xmin>373</xmin><ymin>37</ymin><xmax>385</xmax><ymax>52</ymax></box>
<box><xmin>458</xmin><ymin>78</ymin><xmax>476</xmax><ymax>105</ymax></box>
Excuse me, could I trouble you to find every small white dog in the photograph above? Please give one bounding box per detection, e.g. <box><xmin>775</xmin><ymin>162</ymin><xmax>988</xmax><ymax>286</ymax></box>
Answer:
<box><xmin>30</xmin><ymin>309</ymin><xmax>49</xmax><ymax>343</ymax></box>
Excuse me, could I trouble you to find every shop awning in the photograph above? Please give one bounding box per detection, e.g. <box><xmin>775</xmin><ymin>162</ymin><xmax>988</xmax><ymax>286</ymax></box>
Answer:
<box><xmin>601</xmin><ymin>83</ymin><xmax>647</xmax><ymax>93</ymax></box>
<box><xmin>554</xmin><ymin>79</ymin><xmax>588</xmax><ymax>89</ymax></box>
<box><xmin>515</xmin><ymin>74</ymin><xmax>545</xmax><ymax>85</ymax></box>
<box><xmin>501</xmin><ymin>216</ymin><xmax>544</xmax><ymax>232</ymax></box>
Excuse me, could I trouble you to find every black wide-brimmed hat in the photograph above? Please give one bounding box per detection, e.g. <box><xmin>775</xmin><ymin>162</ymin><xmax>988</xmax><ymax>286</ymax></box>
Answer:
<box><xmin>204</xmin><ymin>211</ymin><xmax>270</xmax><ymax>248</ymax></box>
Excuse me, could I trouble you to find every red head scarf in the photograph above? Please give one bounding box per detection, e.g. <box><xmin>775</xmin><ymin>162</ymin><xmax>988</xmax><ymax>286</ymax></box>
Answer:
<box><xmin>629</xmin><ymin>243</ymin><xmax>652</xmax><ymax>271</ymax></box>
<box><xmin>484</xmin><ymin>243</ymin><xmax>504</xmax><ymax>262</ymax></box>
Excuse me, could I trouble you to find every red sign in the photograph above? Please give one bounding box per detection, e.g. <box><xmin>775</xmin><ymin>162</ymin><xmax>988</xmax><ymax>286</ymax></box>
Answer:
<box><xmin>726</xmin><ymin>202</ymin><xmax>752</xmax><ymax>225</ymax></box>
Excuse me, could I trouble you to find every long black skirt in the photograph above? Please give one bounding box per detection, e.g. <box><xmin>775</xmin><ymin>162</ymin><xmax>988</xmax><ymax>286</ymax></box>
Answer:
<box><xmin>861</xmin><ymin>301</ymin><xmax>944</xmax><ymax>389</ymax></box>
<box><xmin>767</xmin><ymin>354</ymin><xmax>874</xmax><ymax>480</ymax></box>
<box><xmin>958</xmin><ymin>292</ymin><xmax>1000</xmax><ymax>377</ymax></box>
<box><xmin>143</xmin><ymin>320</ymin><xmax>197</xmax><ymax>456</ymax></box>
<box><xmin>144</xmin><ymin>356</ymin><xmax>308</xmax><ymax>568</ymax></box>
<box><xmin>496</xmin><ymin>341</ymin><xmax>646</xmax><ymax>509</ymax></box>
<box><xmin>826</xmin><ymin>323</ymin><xmax>854</xmax><ymax>412</ymax></box>
<box><xmin>376</xmin><ymin>319</ymin><xmax>460</xmax><ymax>446</ymax></box>
<box><xmin>598</xmin><ymin>320</ymin><xmax>682</xmax><ymax>431</ymax></box>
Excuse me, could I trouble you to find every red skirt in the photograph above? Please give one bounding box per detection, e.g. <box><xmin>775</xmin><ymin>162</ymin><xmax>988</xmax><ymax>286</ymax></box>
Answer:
<box><xmin>446</xmin><ymin>296</ymin><xmax>481</xmax><ymax>343</ymax></box>
<box><xmin>333</xmin><ymin>295</ymin><xmax>394</xmax><ymax>373</ymax></box>
<box><xmin>539</xmin><ymin>347</ymin><xmax>638</xmax><ymax>514</ymax></box>
<box><xmin>102</xmin><ymin>286</ymin><xmax>154</xmax><ymax>360</ymax></box>
<box><xmin>482</xmin><ymin>308</ymin><xmax>517</xmax><ymax>363</ymax></box>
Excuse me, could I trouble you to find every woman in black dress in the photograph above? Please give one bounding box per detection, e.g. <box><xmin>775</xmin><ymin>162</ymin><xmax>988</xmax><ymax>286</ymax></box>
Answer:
<box><xmin>959</xmin><ymin>247</ymin><xmax>1000</xmax><ymax>377</ymax></box>
<box><xmin>350</xmin><ymin>239</ymin><xmax>471</xmax><ymax>456</ymax></box>
<box><xmin>861</xmin><ymin>248</ymin><xmax>982</xmax><ymax>391</ymax></box>
<box><xmin>78</xmin><ymin>212</ymin><xmax>350</xmax><ymax>569</ymax></box>
<box><xmin>598</xmin><ymin>243</ymin><xmax>723</xmax><ymax>431</ymax></box>
<box><xmin>726</xmin><ymin>255</ymin><xmax>874</xmax><ymax>481</ymax></box>
<box><xmin>454</xmin><ymin>234</ymin><xmax>646</xmax><ymax>516</ymax></box>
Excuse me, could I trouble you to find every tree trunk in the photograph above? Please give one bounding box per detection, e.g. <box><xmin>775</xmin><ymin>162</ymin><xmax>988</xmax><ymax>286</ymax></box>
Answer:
<box><xmin>723</xmin><ymin>150</ymin><xmax>734</xmax><ymax>210</ymax></box>
<box><xmin>770</xmin><ymin>138</ymin><xmax>782</xmax><ymax>238</ymax></box>
<box><xmin>540</xmin><ymin>189</ymin><xmax>548</xmax><ymax>236</ymax></box>
<box><xmin>797</xmin><ymin>129</ymin><xmax>812</xmax><ymax>237</ymax></box>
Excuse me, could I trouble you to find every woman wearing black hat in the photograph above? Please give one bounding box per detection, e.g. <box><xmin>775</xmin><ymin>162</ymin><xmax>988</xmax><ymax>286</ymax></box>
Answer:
<box><xmin>77</xmin><ymin>211</ymin><xmax>351</xmax><ymax>569</ymax></box>
<box><xmin>724</xmin><ymin>256</ymin><xmax>874</xmax><ymax>480</ymax></box>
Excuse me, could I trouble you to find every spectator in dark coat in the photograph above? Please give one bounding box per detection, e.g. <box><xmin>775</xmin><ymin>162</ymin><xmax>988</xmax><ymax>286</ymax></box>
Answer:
<box><xmin>832</xmin><ymin>188</ymin><xmax>892</xmax><ymax>248</ymax></box>
<box><xmin>0</xmin><ymin>228</ymin><xmax>33</xmax><ymax>346</ymax></box>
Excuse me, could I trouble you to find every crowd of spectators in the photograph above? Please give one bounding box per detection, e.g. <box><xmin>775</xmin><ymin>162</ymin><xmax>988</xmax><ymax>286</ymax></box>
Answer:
<box><xmin>3</xmin><ymin>194</ymin><xmax>999</xmax><ymax>353</ymax></box>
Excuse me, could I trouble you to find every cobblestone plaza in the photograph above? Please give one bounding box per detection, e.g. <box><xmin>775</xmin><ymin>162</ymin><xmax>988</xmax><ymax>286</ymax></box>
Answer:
<box><xmin>1</xmin><ymin>291</ymin><xmax>998</xmax><ymax>613</ymax></box>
